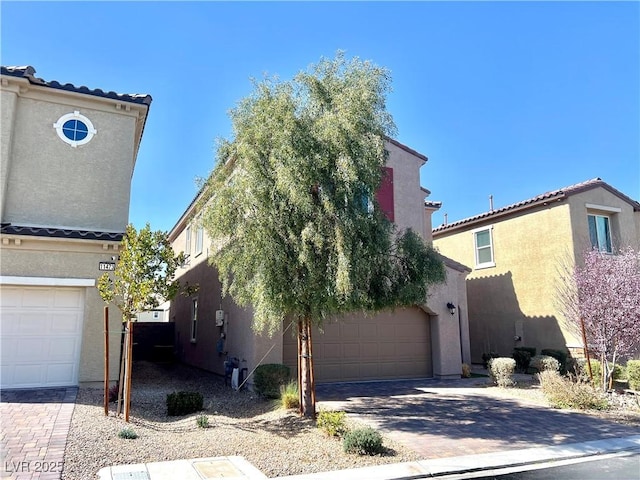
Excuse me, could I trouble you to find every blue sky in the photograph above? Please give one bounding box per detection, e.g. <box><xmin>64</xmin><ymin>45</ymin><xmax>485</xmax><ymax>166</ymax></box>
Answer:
<box><xmin>2</xmin><ymin>1</ymin><xmax>638</xmax><ymax>233</ymax></box>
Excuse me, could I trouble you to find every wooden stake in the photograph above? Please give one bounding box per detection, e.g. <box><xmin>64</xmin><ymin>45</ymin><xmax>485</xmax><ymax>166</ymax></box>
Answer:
<box><xmin>116</xmin><ymin>322</ymin><xmax>126</xmax><ymax>417</ymax></box>
<box><xmin>297</xmin><ymin>319</ymin><xmax>303</xmax><ymax>416</ymax></box>
<box><xmin>124</xmin><ymin>321</ymin><xmax>134</xmax><ymax>422</ymax></box>
<box><xmin>580</xmin><ymin>317</ymin><xmax>593</xmax><ymax>384</ymax></box>
<box><xmin>104</xmin><ymin>307</ymin><xmax>109</xmax><ymax>416</ymax></box>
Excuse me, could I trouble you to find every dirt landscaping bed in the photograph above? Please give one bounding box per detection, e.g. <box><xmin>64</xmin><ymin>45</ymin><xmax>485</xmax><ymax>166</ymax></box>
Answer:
<box><xmin>62</xmin><ymin>361</ymin><xmax>420</xmax><ymax>480</ymax></box>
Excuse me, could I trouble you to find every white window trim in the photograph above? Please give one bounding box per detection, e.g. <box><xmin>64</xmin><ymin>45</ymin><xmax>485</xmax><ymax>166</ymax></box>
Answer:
<box><xmin>53</xmin><ymin>111</ymin><xmax>97</xmax><ymax>147</ymax></box>
<box><xmin>185</xmin><ymin>225</ymin><xmax>192</xmax><ymax>256</ymax></box>
<box><xmin>587</xmin><ymin>213</ymin><xmax>613</xmax><ymax>254</ymax></box>
<box><xmin>195</xmin><ymin>226</ymin><xmax>204</xmax><ymax>256</ymax></box>
<box><xmin>585</xmin><ymin>203</ymin><xmax>622</xmax><ymax>214</ymax></box>
<box><xmin>190</xmin><ymin>297</ymin><xmax>198</xmax><ymax>343</ymax></box>
<box><xmin>472</xmin><ymin>225</ymin><xmax>495</xmax><ymax>269</ymax></box>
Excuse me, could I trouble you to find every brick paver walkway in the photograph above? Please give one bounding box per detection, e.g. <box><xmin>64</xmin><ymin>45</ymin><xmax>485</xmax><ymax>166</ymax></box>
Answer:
<box><xmin>1</xmin><ymin>388</ymin><xmax>76</xmax><ymax>480</ymax></box>
<box><xmin>316</xmin><ymin>378</ymin><xmax>640</xmax><ymax>459</ymax></box>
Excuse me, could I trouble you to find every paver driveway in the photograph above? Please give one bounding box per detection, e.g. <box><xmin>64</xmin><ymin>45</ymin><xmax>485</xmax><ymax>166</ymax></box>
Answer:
<box><xmin>316</xmin><ymin>378</ymin><xmax>640</xmax><ymax>458</ymax></box>
<box><xmin>1</xmin><ymin>388</ymin><xmax>76</xmax><ymax>480</ymax></box>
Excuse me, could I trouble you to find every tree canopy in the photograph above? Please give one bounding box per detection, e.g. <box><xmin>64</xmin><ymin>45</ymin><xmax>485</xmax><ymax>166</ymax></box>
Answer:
<box><xmin>98</xmin><ymin>223</ymin><xmax>184</xmax><ymax>322</ymax></box>
<box><xmin>199</xmin><ymin>53</ymin><xmax>445</xmax><ymax>414</ymax></box>
<box><xmin>561</xmin><ymin>246</ymin><xmax>640</xmax><ymax>389</ymax></box>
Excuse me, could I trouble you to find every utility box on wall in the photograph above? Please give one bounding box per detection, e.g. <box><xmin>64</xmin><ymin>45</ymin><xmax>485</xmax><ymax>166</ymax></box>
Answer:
<box><xmin>215</xmin><ymin>310</ymin><xmax>225</xmax><ymax>327</ymax></box>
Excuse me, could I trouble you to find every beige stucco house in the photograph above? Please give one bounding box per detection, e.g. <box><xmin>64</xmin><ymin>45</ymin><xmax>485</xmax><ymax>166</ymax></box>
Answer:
<box><xmin>168</xmin><ymin>139</ymin><xmax>471</xmax><ymax>385</ymax></box>
<box><xmin>432</xmin><ymin>178</ymin><xmax>640</xmax><ymax>364</ymax></box>
<box><xmin>0</xmin><ymin>66</ymin><xmax>151</xmax><ymax>388</ymax></box>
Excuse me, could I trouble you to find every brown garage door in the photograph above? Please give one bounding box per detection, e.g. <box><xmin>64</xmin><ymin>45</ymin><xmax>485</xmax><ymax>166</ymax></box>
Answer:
<box><xmin>283</xmin><ymin>307</ymin><xmax>432</xmax><ymax>382</ymax></box>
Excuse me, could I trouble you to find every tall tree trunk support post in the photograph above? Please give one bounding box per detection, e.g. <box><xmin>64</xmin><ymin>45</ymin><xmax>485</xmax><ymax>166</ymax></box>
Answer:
<box><xmin>297</xmin><ymin>320</ymin><xmax>303</xmax><ymax>416</ymax></box>
<box><xmin>103</xmin><ymin>307</ymin><xmax>109</xmax><ymax>416</ymax></box>
<box><xmin>299</xmin><ymin>317</ymin><xmax>316</xmax><ymax>418</ymax></box>
<box><xmin>124</xmin><ymin>321</ymin><xmax>134</xmax><ymax>422</ymax></box>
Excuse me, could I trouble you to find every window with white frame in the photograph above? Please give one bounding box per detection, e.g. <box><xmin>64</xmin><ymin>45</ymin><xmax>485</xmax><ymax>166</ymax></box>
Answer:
<box><xmin>185</xmin><ymin>226</ymin><xmax>191</xmax><ymax>256</ymax></box>
<box><xmin>195</xmin><ymin>226</ymin><xmax>204</xmax><ymax>256</ymax></box>
<box><xmin>190</xmin><ymin>297</ymin><xmax>198</xmax><ymax>342</ymax></box>
<box><xmin>473</xmin><ymin>226</ymin><xmax>495</xmax><ymax>268</ymax></box>
<box><xmin>588</xmin><ymin>214</ymin><xmax>612</xmax><ymax>253</ymax></box>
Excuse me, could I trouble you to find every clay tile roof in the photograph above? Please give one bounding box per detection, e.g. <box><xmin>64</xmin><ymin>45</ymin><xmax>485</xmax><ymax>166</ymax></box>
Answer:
<box><xmin>1</xmin><ymin>65</ymin><xmax>152</xmax><ymax>105</ymax></box>
<box><xmin>433</xmin><ymin>177</ymin><xmax>640</xmax><ymax>234</ymax></box>
<box><xmin>1</xmin><ymin>224</ymin><xmax>123</xmax><ymax>242</ymax></box>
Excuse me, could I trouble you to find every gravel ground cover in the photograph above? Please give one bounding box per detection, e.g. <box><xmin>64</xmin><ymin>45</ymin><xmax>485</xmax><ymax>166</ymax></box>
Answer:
<box><xmin>62</xmin><ymin>362</ymin><xmax>420</xmax><ymax>480</ymax></box>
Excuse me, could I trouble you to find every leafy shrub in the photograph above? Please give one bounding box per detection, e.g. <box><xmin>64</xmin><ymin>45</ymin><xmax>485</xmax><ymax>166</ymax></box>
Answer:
<box><xmin>317</xmin><ymin>410</ymin><xmax>348</xmax><ymax>437</ymax></box>
<box><xmin>254</xmin><ymin>364</ymin><xmax>290</xmax><ymax>399</ymax></box>
<box><xmin>627</xmin><ymin>360</ymin><xmax>640</xmax><ymax>391</ymax></box>
<box><xmin>166</xmin><ymin>391</ymin><xmax>204</xmax><ymax>416</ymax></box>
<box><xmin>461</xmin><ymin>363</ymin><xmax>471</xmax><ymax>378</ymax></box>
<box><xmin>541</xmin><ymin>349</ymin><xmax>568</xmax><ymax>374</ymax></box>
<box><xmin>118</xmin><ymin>427</ymin><xmax>138</xmax><ymax>439</ymax></box>
<box><xmin>343</xmin><ymin>427</ymin><xmax>384</xmax><ymax>455</ymax></box>
<box><xmin>512</xmin><ymin>347</ymin><xmax>536</xmax><ymax>372</ymax></box>
<box><xmin>576</xmin><ymin>359</ymin><xmax>625</xmax><ymax>389</ymax></box>
<box><xmin>482</xmin><ymin>352</ymin><xmax>499</xmax><ymax>369</ymax></box>
<box><xmin>280</xmin><ymin>381</ymin><xmax>300</xmax><ymax>410</ymax></box>
<box><xmin>538</xmin><ymin>370</ymin><xmax>608</xmax><ymax>410</ymax></box>
<box><xmin>531</xmin><ymin>355</ymin><xmax>560</xmax><ymax>373</ymax></box>
<box><xmin>196</xmin><ymin>414</ymin><xmax>210</xmax><ymax>428</ymax></box>
<box><xmin>489</xmin><ymin>357</ymin><xmax>516</xmax><ymax>387</ymax></box>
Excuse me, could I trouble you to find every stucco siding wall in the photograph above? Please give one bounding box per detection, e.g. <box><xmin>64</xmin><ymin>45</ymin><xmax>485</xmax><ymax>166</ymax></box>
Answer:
<box><xmin>567</xmin><ymin>189</ymin><xmax>640</xmax><ymax>253</ymax></box>
<box><xmin>1</xmin><ymin>89</ymin><xmax>18</xmax><ymax>220</ymax></box>
<box><xmin>3</xmin><ymin>95</ymin><xmax>137</xmax><ymax>232</ymax></box>
<box><xmin>0</xmin><ymin>240</ymin><xmax>122</xmax><ymax>383</ymax></box>
<box><xmin>385</xmin><ymin>142</ymin><xmax>426</xmax><ymax>236</ymax></box>
<box><xmin>434</xmin><ymin>202</ymin><xmax>577</xmax><ymax>362</ymax></box>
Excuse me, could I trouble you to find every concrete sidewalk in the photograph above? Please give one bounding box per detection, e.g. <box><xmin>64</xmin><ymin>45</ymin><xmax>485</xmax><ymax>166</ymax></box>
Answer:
<box><xmin>97</xmin><ymin>435</ymin><xmax>640</xmax><ymax>480</ymax></box>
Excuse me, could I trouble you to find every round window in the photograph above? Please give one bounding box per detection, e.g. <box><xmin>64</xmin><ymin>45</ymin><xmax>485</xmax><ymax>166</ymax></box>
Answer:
<box><xmin>53</xmin><ymin>111</ymin><xmax>96</xmax><ymax>147</ymax></box>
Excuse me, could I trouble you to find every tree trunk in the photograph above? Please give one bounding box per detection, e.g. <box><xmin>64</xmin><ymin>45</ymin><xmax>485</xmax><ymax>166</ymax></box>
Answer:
<box><xmin>298</xmin><ymin>317</ymin><xmax>316</xmax><ymax>418</ymax></box>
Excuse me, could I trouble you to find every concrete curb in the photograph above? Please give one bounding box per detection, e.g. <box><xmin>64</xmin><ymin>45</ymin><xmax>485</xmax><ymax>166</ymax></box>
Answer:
<box><xmin>274</xmin><ymin>435</ymin><xmax>640</xmax><ymax>480</ymax></box>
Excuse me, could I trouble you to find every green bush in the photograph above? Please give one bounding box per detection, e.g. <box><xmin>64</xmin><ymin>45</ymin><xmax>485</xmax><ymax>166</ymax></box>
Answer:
<box><xmin>254</xmin><ymin>364</ymin><xmax>290</xmax><ymax>399</ymax></box>
<box><xmin>280</xmin><ymin>381</ymin><xmax>299</xmax><ymax>410</ymax></box>
<box><xmin>489</xmin><ymin>357</ymin><xmax>516</xmax><ymax>388</ymax></box>
<box><xmin>512</xmin><ymin>348</ymin><xmax>533</xmax><ymax>372</ymax></box>
<box><xmin>118</xmin><ymin>427</ymin><xmax>138</xmax><ymax>439</ymax></box>
<box><xmin>166</xmin><ymin>391</ymin><xmax>204</xmax><ymax>416</ymax></box>
<box><xmin>343</xmin><ymin>427</ymin><xmax>384</xmax><ymax>455</ymax></box>
<box><xmin>577</xmin><ymin>359</ymin><xmax>625</xmax><ymax>389</ymax></box>
<box><xmin>196</xmin><ymin>414</ymin><xmax>210</xmax><ymax>428</ymax></box>
<box><xmin>531</xmin><ymin>355</ymin><xmax>560</xmax><ymax>373</ymax></box>
<box><xmin>627</xmin><ymin>360</ymin><xmax>640</xmax><ymax>391</ymax></box>
<box><xmin>317</xmin><ymin>410</ymin><xmax>348</xmax><ymax>437</ymax></box>
<box><xmin>541</xmin><ymin>349</ymin><xmax>568</xmax><ymax>374</ymax></box>
<box><xmin>538</xmin><ymin>370</ymin><xmax>608</xmax><ymax>410</ymax></box>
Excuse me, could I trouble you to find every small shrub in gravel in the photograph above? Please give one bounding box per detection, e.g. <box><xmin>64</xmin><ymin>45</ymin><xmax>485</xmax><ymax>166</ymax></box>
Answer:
<box><xmin>538</xmin><ymin>370</ymin><xmax>608</xmax><ymax>410</ymax></box>
<box><xmin>627</xmin><ymin>360</ymin><xmax>640</xmax><ymax>391</ymax></box>
<box><xmin>512</xmin><ymin>347</ymin><xmax>536</xmax><ymax>372</ymax></box>
<box><xmin>118</xmin><ymin>427</ymin><xmax>138</xmax><ymax>439</ymax></box>
<box><xmin>531</xmin><ymin>355</ymin><xmax>560</xmax><ymax>373</ymax></box>
<box><xmin>280</xmin><ymin>381</ymin><xmax>299</xmax><ymax>410</ymax></box>
<box><xmin>254</xmin><ymin>364</ymin><xmax>290</xmax><ymax>399</ymax></box>
<box><xmin>343</xmin><ymin>427</ymin><xmax>383</xmax><ymax>455</ymax></box>
<box><xmin>108</xmin><ymin>382</ymin><xmax>119</xmax><ymax>403</ymax></box>
<box><xmin>461</xmin><ymin>363</ymin><xmax>471</xmax><ymax>378</ymax></box>
<box><xmin>489</xmin><ymin>357</ymin><xmax>516</xmax><ymax>387</ymax></box>
<box><xmin>541</xmin><ymin>348</ymin><xmax>568</xmax><ymax>374</ymax></box>
<box><xmin>196</xmin><ymin>415</ymin><xmax>210</xmax><ymax>428</ymax></box>
<box><xmin>166</xmin><ymin>391</ymin><xmax>204</xmax><ymax>416</ymax></box>
<box><xmin>317</xmin><ymin>410</ymin><xmax>348</xmax><ymax>437</ymax></box>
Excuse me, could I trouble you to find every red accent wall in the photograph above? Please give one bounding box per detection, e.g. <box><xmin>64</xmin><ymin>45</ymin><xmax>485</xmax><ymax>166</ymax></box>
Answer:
<box><xmin>375</xmin><ymin>167</ymin><xmax>395</xmax><ymax>222</ymax></box>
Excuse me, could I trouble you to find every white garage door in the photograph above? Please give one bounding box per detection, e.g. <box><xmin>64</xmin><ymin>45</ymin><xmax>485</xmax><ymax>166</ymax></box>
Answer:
<box><xmin>283</xmin><ymin>307</ymin><xmax>432</xmax><ymax>382</ymax></box>
<box><xmin>1</xmin><ymin>286</ymin><xmax>85</xmax><ymax>388</ymax></box>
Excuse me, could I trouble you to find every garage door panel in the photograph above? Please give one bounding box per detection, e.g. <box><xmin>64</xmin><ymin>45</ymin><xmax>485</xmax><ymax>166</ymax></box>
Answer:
<box><xmin>284</xmin><ymin>307</ymin><xmax>432</xmax><ymax>382</ymax></box>
<box><xmin>0</xmin><ymin>286</ymin><xmax>84</xmax><ymax>389</ymax></box>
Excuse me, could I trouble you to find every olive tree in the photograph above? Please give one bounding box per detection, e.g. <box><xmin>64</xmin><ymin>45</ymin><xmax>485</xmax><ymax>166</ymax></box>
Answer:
<box><xmin>200</xmin><ymin>53</ymin><xmax>445</xmax><ymax>416</ymax></box>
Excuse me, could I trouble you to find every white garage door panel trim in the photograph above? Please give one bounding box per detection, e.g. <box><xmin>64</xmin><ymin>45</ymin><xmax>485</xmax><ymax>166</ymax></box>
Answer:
<box><xmin>0</xmin><ymin>286</ymin><xmax>85</xmax><ymax>388</ymax></box>
<box><xmin>0</xmin><ymin>276</ymin><xmax>95</xmax><ymax>287</ymax></box>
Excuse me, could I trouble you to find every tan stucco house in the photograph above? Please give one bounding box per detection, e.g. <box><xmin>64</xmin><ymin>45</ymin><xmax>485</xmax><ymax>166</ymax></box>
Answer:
<box><xmin>432</xmin><ymin>178</ymin><xmax>640</xmax><ymax>364</ymax></box>
<box><xmin>168</xmin><ymin>139</ymin><xmax>471</xmax><ymax>385</ymax></box>
<box><xmin>0</xmin><ymin>66</ymin><xmax>151</xmax><ymax>388</ymax></box>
